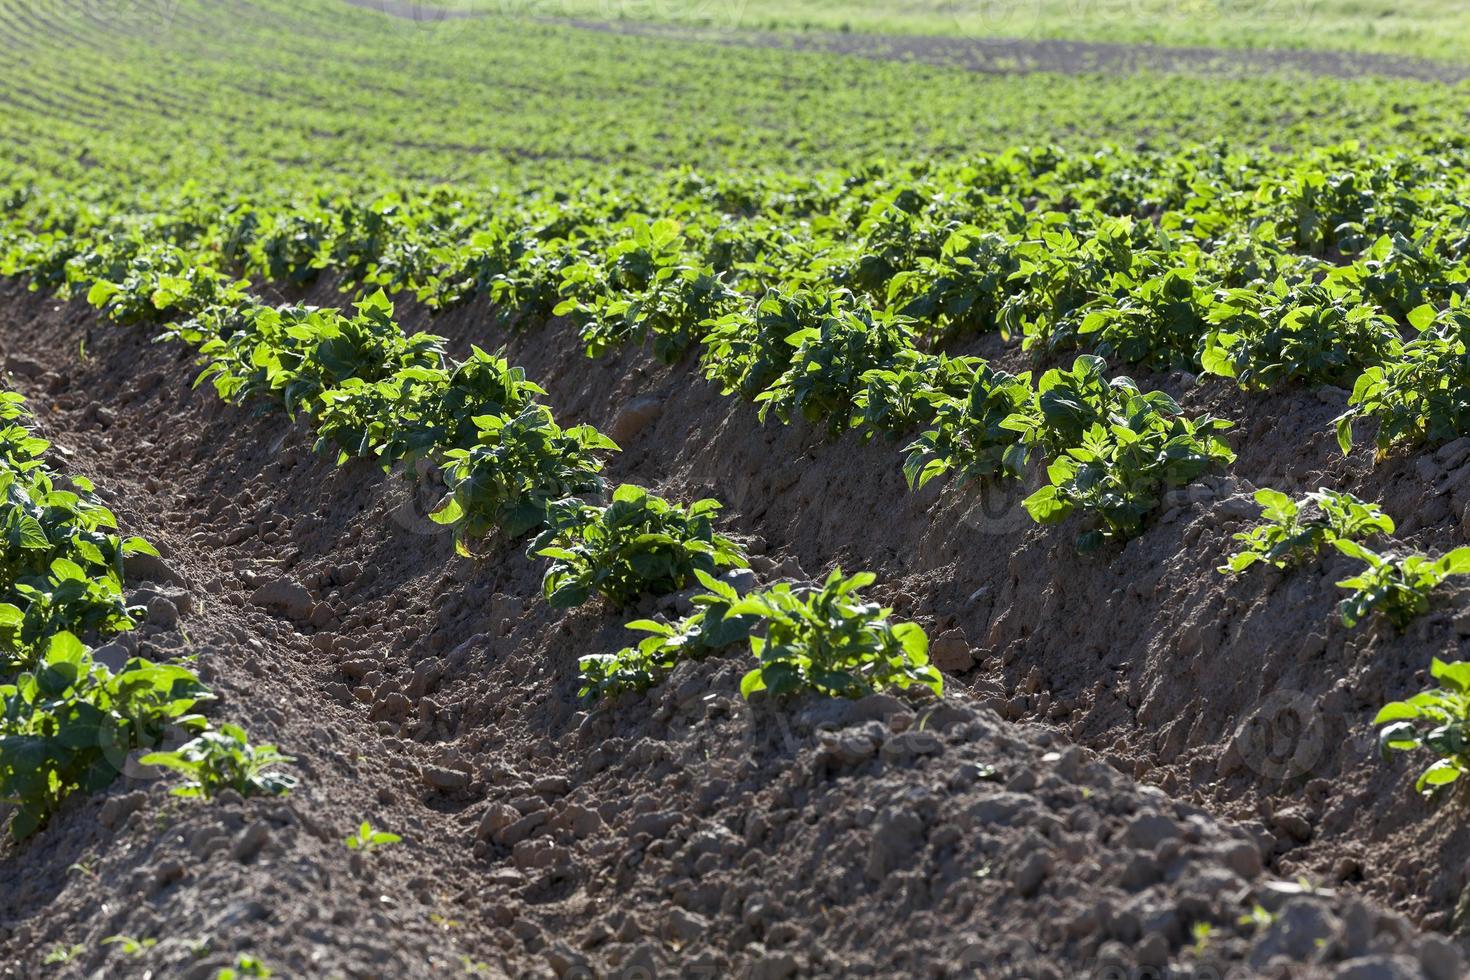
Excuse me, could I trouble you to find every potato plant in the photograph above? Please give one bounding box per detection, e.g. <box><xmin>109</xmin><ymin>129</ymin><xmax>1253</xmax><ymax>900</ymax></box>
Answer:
<box><xmin>1024</xmin><ymin>378</ymin><xmax>1235</xmax><ymax>551</ymax></box>
<box><xmin>580</xmin><ymin>570</ymin><xmax>756</xmax><ymax>699</ymax></box>
<box><xmin>755</xmin><ymin>303</ymin><xmax>914</xmax><ymax>434</ymax></box>
<box><xmin>142</xmin><ymin>724</ymin><xmax>296</xmax><ymax>800</ymax></box>
<box><xmin>195</xmin><ymin>292</ymin><xmax>443</xmax><ymax>416</ymax></box>
<box><xmin>701</xmin><ymin>285</ymin><xmax>834</xmax><ymax>403</ymax></box>
<box><xmin>1375</xmin><ymin>659</ymin><xmax>1470</xmax><ymax>795</ymax></box>
<box><xmin>0</xmin><ymin>633</ymin><xmax>211</xmax><ymax>839</ymax></box>
<box><xmin>0</xmin><ymin>391</ymin><xmax>283</xmax><ymax>838</ymax></box>
<box><xmin>1220</xmin><ymin>488</ymin><xmax>1395</xmax><ymax>574</ymax></box>
<box><xmin>1076</xmin><ymin>264</ymin><xmax>1211</xmax><ymax>372</ymax></box>
<box><xmin>900</xmin><ymin>359</ymin><xmax>1033</xmax><ymax>491</ymax></box>
<box><xmin>0</xmin><ymin>391</ymin><xmax>49</xmax><ymax>472</ymax></box>
<box><xmin>1334</xmin><ymin>540</ymin><xmax>1470</xmax><ymax>630</ymax></box>
<box><xmin>1332</xmin><ymin>232</ymin><xmax>1469</xmax><ymax>322</ymax></box>
<box><xmin>431</xmin><ymin>406</ymin><xmax>618</xmax><ymax>551</ymax></box>
<box><xmin>0</xmin><ymin>464</ymin><xmax>158</xmax><ymax>670</ymax></box>
<box><xmin>885</xmin><ymin>226</ymin><xmax>1016</xmax><ymax>340</ymax></box>
<box><xmin>1201</xmin><ymin>280</ymin><xmax>1397</xmax><ymax>390</ymax></box>
<box><xmin>734</xmin><ymin>569</ymin><xmax>942</xmax><ymax>701</ymax></box>
<box><xmin>557</xmin><ymin>217</ymin><xmax>739</xmax><ymax>363</ymax></box>
<box><xmin>344</xmin><ymin>821</ymin><xmax>402</xmax><ymax>851</ymax></box>
<box><xmin>1002</xmin><ymin>218</ymin><xmax>1136</xmax><ymax>353</ymax></box>
<box><xmin>852</xmin><ymin>351</ymin><xmax>983</xmax><ymax>437</ymax></box>
<box><xmin>315</xmin><ymin>346</ymin><xmax>546</xmax><ymax>467</ymax></box>
<box><xmin>1336</xmin><ymin>308</ymin><xmax>1470</xmax><ymax>457</ymax></box>
<box><xmin>532</xmin><ymin>485</ymin><xmax>747</xmax><ymax>610</ymax></box>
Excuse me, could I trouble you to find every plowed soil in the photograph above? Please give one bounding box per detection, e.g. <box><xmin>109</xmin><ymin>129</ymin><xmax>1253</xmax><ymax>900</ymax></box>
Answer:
<box><xmin>2</xmin><ymin>277</ymin><xmax>1469</xmax><ymax>979</ymax></box>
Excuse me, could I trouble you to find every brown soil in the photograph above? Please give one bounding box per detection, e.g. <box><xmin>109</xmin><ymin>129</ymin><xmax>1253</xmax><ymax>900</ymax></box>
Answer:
<box><xmin>2</xmin><ymin>278</ymin><xmax>1469</xmax><ymax>978</ymax></box>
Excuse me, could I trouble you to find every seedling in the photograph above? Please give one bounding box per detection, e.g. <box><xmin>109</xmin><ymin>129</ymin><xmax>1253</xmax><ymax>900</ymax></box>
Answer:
<box><xmin>141</xmin><ymin>724</ymin><xmax>296</xmax><ymax>800</ymax></box>
<box><xmin>1334</xmin><ymin>540</ymin><xmax>1470</xmax><ymax>630</ymax></box>
<box><xmin>1220</xmin><ymin>488</ymin><xmax>1394</xmax><ymax>574</ymax></box>
<box><xmin>43</xmin><ymin>944</ymin><xmax>83</xmax><ymax>965</ymax></box>
<box><xmin>1376</xmin><ymin>660</ymin><xmax>1470</xmax><ymax>794</ymax></box>
<box><xmin>216</xmin><ymin>955</ymin><xmax>273</xmax><ymax>979</ymax></box>
<box><xmin>345</xmin><ymin>821</ymin><xmax>402</xmax><ymax>851</ymax></box>
<box><xmin>735</xmin><ymin>569</ymin><xmax>942</xmax><ymax>700</ymax></box>
<box><xmin>581</xmin><ymin>570</ymin><xmax>756</xmax><ymax>698</ymax></box>
<box><xmin>102</xmin><ymin>935</ymin><xmax>157</xmax><ymax>956</ymax></box>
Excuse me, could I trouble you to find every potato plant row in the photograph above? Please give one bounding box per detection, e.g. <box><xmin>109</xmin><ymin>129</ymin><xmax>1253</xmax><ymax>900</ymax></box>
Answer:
<box><xmin>5</xmin><ymin>146</ymin><xmax>1470</xmax><ymax>629</ymax></box>
<box><xmin>4</xmin><ymin>244</ymin><xmax>948</xmax><ymax>717</ymax></box>
<box><xmin>0</xmin><ymin>392</ymin><xmax>287</xmax><ymax>839</ymax></box>
<box><xmin>12</xmin><ymin>144</ymin><xmax>1470</xmax><ymax>459</ymax></box>
<box><xmin>7</xmin><ymin>139</ymin><xmax>1470</xmax><ymax>809</ymax></box>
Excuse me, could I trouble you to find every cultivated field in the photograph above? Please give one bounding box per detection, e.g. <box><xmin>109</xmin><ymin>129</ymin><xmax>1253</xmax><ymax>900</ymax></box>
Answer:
<box><xmin>3</xmin><ymin>0</ymin><xmax>1470</xmax><ymax>977</ymax></box>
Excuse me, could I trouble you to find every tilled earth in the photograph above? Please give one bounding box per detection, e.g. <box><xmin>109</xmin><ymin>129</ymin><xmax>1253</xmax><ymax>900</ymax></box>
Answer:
<box><xmin>1</xmin><ymin>279</ymin><xmax>1469</xmax><ymax>979</ymax></box>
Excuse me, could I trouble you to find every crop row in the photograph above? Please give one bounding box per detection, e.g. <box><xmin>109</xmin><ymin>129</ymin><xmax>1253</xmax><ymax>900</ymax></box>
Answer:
<box><xmin>10</xmin><ymin>144</ymin><xmax>1470</xmax><ymax>466</ymax></box>
<box><xmin>8</xmin><ymin>0</ymin><xmax>1466</xmax><ymax>194</ymax></box>
<box><xmin>0</xmin><ymin>392</ymin><xmax>287</xmax><ymax>838</ymax></box>
<box><xmin>1</xmin><ymin>210</ymin><xmax>953</xmax><ymax>747</ymax></box>
<box><xmin>11</xmin><ymin>237</ymin><xmax>1470</xmax><ymax>815</ymax></box>
<box><xmin>7</xmin><ymin>192</ymin><xmax>1466</xmax><ymax>649</ymax></box>
<box><xmin>175</xmin><ymin>287</ymin><xmax>949</xmax><ymax>700</ymax></box>
<box><xmin>5</xmin><ymin>144</ymin><xmax>1469</xmax><ymax>618</ymax></box>
<box><xmin>6</xmin><ymin>138</ymin><xmax>1470</xmax><ymax>823</ymax></box>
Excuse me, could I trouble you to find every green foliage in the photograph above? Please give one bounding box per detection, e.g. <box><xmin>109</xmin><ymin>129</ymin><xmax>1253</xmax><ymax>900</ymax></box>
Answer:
<box><xmin>315</xmin><ymin>346</ymin><xmax>545</xmax><ymax>467</ymax></box>
<box><xmin>533</xmin><ymin>485</ymin><xmax>747</xmax><ymax>610</ymax></box>
<box><xmin>900</xmin><ymin>359</ymin><xmax>1033</xmax><ymax>490</ymax></box>
<box><xmin>755</xmin><ymin>302</ymin><xmax>913</xmax><ymax>434</ymax></box>
<box><xmin>1220</xmin><ymin>488</ymin><xmax>1395</xmax><ymax>574</ymax></box>
<box><xmin>701</xmin><ymin>285</ymin><xmax>833</xmax><ymax>403</ymax></box>
<box><xmin>216</xmin><ymin>955</ymin><xmax>273</xmax><ymax>979</ymax></box>
<box><xmin>886</xmin><ymin>226</ymin><xmax>1016</xmax><ymax>340</ymax></box>
<box><xmin>1334</xmin><ymin>540</ymin><xmax>1470</xmax><ymax>630</ymax></box>
<box><xmin>141</xmin><ymin>724</ymin><xmax>296</xmax><ymax>800</ymax></box>
<box><xmin>1375</xmin><ymin>659</ymin><xmax>1470</xmax><ymax>795</ymax></box>
<box><xmin>579</xmin><ymin>570</ymin><xmax>756</xmax><ymax>699</ymax></box>
<box><xmin>1022</xmin><ymin>363</ymin><xmax>1235</xmax><ymax>550</ymax></box>
<box><xmin>102</xmin><ymin>935</ymin><xmax>158</xmax><ymax>956</ymax></box>
<box><xmin>1331</xmin><ymin>232</ymin><xmax>1470</xmax><ymax>322</ymax></box>
<box><xmin>558</xmin><ymin>217</ymin><xmax>739</xmax><ymax>363</ymax></box>
<box><xmin>1336</xmin><ymin>308</ymin><xmax>1470</xmax><ymax>457</ymax></box>
<box><xmin>194</xmin><ymin>291</ymin><xmax>442</xmax><ymax>417</ymax></box>
<box><xmin>1078</xmin><ymin>264</ymin><xmax>1211</xmax><ymax>371</ymax></box>
<box><xmin>0</xmin><ymin>389</ymin><xmax>279</xmax><ymax>840</ymax></box>
<box><xmin>0</xmin><ymin>633</ymin><xmax>211</xmax><ymax>839</ymax></box>
<box><xmin>431</xmin><ymin>407</ymin><xmax>618</xmax><ymax>552</ymax></box>
<box><xmin>0</xmin><ymin>391</ymin><xmax>51</xmax><ymax>472</ymax></box>
<box><xmin>735</xmin><ymin>569</ymin><xmax>942</xmax><ymax>700</ymax></box>
<box><xmin>1200</xmin><ymin>281</ymin><xmax>1397</xmax><ymax>390</ymax></box>
<box><xmin>1004</xmin><ymin>217</ymin><xmax>1137</xmax><ymax>352</ymax></box>
<box><xmin>344</xmin><ymin>821</ymin><xmax>402</xmax><ymax>851</ymax></box>
<box><xmin>0</xmin><ymin>392</ymin><xmax>161</xmax><ymax>670</ymax></box>
<box><xmin>853</xmin><ymin>351</ymin><xmax>983</xmax><ymax>437</ymax></box>
<box><xmin>43</xmin><ymin>944</ymin><xmax>83</xmax><ymax>965</ymax></box>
